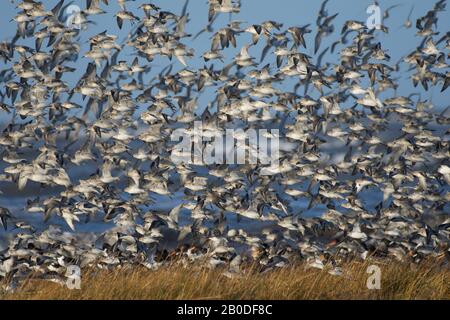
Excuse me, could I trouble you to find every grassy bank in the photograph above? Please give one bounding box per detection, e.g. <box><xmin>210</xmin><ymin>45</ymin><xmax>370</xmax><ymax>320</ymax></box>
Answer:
<box><xmin>1</xmin><ymin>259</ymin><xmax>449</xmax><ymax>300</ymax></box>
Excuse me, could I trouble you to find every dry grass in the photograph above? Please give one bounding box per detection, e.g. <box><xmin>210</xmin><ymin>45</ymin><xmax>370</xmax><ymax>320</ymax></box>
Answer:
<box><xmin>1</xmin><ymin>259</ymin><xmax>449</xmax><ymax>300</ymax></box>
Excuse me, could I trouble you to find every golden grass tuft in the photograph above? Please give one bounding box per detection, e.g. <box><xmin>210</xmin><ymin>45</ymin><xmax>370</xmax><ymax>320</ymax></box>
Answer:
<box><xmin>1</xmin><ymin>259</ymin><xmax>449</xmax><ymax>300</ymax></box>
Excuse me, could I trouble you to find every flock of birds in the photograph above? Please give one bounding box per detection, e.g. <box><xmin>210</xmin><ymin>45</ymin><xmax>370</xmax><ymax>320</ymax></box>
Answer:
<box><xmin>0</xmin><ymin>0</ymin><xmax>449</xmax><ymax>288</ymax></box>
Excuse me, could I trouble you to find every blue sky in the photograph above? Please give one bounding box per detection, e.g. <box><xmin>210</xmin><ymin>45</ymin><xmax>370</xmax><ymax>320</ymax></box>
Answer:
<box><xmin>1</xmin><ymin>0</ymin><xmax>449</xmax><ymax>112</ymax></box>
